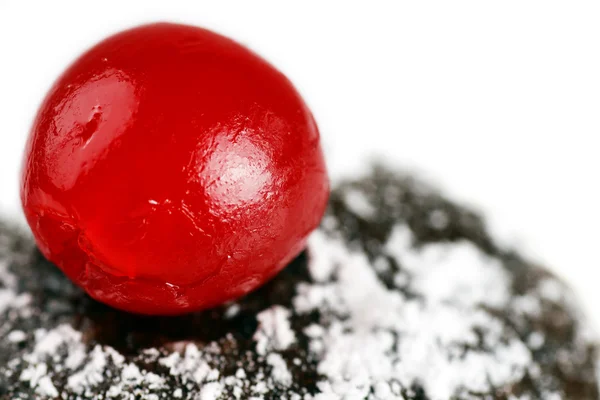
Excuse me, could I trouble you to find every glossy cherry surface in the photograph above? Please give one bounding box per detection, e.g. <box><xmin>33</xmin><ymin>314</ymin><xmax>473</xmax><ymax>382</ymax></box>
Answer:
<box><xmin>21</xmin><ymin>23</ymin><xmax>329</xmax><ymax>315</ymax></box>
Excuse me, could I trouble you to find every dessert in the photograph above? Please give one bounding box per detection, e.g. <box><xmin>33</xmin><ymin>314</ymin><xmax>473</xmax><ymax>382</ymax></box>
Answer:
<box><xmin>1</xmin><ymin>166</ymin><xmax>598</xmax><ymax>399</ymax></box>
<box><xmin>20</xmin><ymin>23</ymin><xmax>328</xmax><ymax>315</ymax></box>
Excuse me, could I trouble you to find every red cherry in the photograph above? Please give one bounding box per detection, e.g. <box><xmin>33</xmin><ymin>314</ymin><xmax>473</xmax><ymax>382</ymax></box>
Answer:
<box><xmin>21</xmin><ymin>23</ymin><xmax>329</xmax><ymax>315</ymax></box>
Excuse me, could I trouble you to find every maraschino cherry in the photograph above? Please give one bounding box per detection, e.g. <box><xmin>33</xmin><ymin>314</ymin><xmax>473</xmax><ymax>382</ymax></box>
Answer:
<box><xmin>21</xmin><ymin>23</ymin><xmax>329</xmax><ymax>315</ymax></box>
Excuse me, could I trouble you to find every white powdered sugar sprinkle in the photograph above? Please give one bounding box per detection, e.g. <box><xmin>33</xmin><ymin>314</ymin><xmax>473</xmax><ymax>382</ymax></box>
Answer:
<box><xmin>343</xmin><ymin>189</ymin><xmax>377</xmax><ymax>220</ymax></box>
<box><xmin>266</xmin><ymin>353</ymin><xmax>292</xmax><ymax>387</ymax></box>
<box><xmin>159</xmin><ymin>343</ymin><xmax>219</xmax><ymax>385</ymax></box>
<box><xmin>0</xmin><ymin>259</ymin><xmax>19</xmax><ymax>315</ymax></box>
<box><xmin>298</xmin><ymin>227</ymin><xmax>533</xmax><ymax>399</ymax></box>
<box><xmin>254</xmin><ymin>306</ymin><xmax>296</xmax><ymax>356</ymax></box>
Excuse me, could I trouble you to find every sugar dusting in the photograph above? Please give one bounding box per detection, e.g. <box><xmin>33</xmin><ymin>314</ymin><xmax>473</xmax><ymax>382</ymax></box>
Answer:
<box><xmin>1</xmin><ymin>172</ymin><xmax>598</xmax><ymax>399</ymax></box>
<box><xmin>300</xmin><ymin>229</ymin><xmax>531</xmax><ymax>399</ymax></box>
<box><xmin>0</xmin><ymin>254</ymin><xmax>18</xmax><ymax>315</ymax></box>
<box><xmin>254</xmin><ymin>306</ymin><xmax>296</xmax><ymax>356</ymax></box>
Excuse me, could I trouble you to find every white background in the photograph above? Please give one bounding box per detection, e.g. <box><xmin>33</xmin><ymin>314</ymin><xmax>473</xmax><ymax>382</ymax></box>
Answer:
<box><xmin>0</xmin><ymin>1</ymin><xmax>599</xmax><ymax>329</ymax></box>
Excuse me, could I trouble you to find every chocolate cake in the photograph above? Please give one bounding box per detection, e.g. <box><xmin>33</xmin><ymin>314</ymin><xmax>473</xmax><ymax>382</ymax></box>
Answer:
<box><xmin>1</xmin><ymin>165</ymin><xmax>598</xmax><ymax>399</ymax></box>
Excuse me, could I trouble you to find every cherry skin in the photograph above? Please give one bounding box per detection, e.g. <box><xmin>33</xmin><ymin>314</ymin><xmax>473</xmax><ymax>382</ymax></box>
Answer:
<box><xmin>21</xmin><ymin>23</ymin><xmax>329</xmax><ymax>315</ymax></box>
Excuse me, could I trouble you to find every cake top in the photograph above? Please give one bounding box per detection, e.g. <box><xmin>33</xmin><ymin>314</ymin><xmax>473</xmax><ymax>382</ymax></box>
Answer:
<box><xmin>1</xmin><ymin>166</ymin><xmax>598</xmax><ymax>399</ymax></box>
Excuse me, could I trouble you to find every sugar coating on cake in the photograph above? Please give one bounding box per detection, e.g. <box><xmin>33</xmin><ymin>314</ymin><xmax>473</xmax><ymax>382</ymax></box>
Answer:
<box><xmin>0</xmin><ymin>166</ymin><xmax>598</xmax><ymax>399</ymax></box>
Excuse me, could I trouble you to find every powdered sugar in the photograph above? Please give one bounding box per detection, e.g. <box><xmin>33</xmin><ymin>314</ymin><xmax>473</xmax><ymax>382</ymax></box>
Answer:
<box><xmin>254</xmin><ymin>306</ymin><xmax>296</xmax><ymax>356</ymax></box>
<box><xmin>343</xmin><ymin>188</ymin><xmax>376</xmax><ymax>219</ymax></box>
<box><xmin>298</xmin><ymin>230</ymin><xmax>532</xmax><ymax>399</ymax></box>
<box><xmin>385</xmin><ymin>225</ymin><xmax>510</xmax><ymax>308</ymax></box>
<box><xmin>36</xmin><ymin>376</ymin><xmax>59</xmax><ymax>398</ymax></box>
<box><xmin>67</xmin><ymin>345</ymin><xmax>108</xmax><ymax>392</ymax></box>
<box><xmin>159</xmin><ymin>344</ymin><xmax>219</xmax><ymax>385</ymax></box>
<box><xmin>12</xmin><ymin>323</ymin><xmax>167</xmax><ymax>399</ymax></box>
<box><xmin>0</xmin><ymin>260</ymin><xmax>17</xmax><ymax>315</ymax></box>
<box><xmin>7</xmin><ymin>330</ymin><xmax>27</xmax><ymax>343</ymax></box>
<box><xmin>20</xmin><ymin>364</ymin><xmax>59</xmax><ymax>398</ymax></box>
<box><xmin>266</xmin><ymin>353</ymin><xmax>292</xmax><ymax>387</ymax></box>
<box><xmin>199</xmin><ymin>381</ymin><xmax>223</xmax><ymax>400</ymax></box>
<box><xmin>33</xmin><ymin>325</ymin><xmax>82</xmax><ymax>359</ymax></box>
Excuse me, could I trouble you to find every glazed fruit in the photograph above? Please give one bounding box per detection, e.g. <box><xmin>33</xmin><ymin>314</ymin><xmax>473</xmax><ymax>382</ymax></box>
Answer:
<box><xmin>21</xmin><ymin>23</ymin><xmax>329</xmax><ymax>315</ymax></box>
